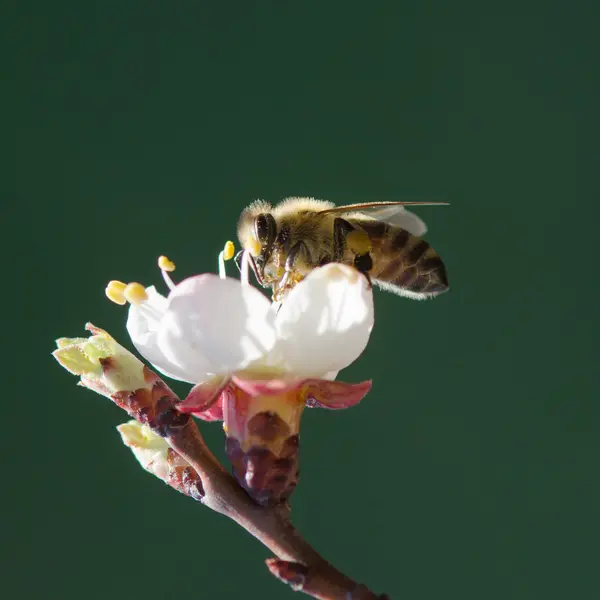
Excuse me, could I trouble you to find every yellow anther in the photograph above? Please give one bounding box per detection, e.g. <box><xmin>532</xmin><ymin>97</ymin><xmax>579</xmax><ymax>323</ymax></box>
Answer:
<box><xmin>223</xmin><ymin>241</ymin><xmax>235</xmax><ymax>261</ymax></box>
<box><xmin>158</xmin><ymin>255</ymin><xmax>176</xmax><ymax>272</ymax></box>
<box><xmin>346</xmin><ymin>230</ymin><xmax>372</xmax><ymax>255</ymax></box>
<box><xmin>105</xmin><ymin>280</ymin><xmax>127</xmax><ymax>305</ymax></box>
<box><xmin>124</xmin><ymin>282</ymin><xmax>148</xmax><ymax>305</ymax></box>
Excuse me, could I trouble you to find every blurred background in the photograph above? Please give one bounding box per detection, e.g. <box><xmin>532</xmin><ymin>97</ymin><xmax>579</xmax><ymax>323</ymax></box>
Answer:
<box><xmin>6</xmin><ymin>2</ymin><xmax>598</xmax><ymax>599</ymax></box>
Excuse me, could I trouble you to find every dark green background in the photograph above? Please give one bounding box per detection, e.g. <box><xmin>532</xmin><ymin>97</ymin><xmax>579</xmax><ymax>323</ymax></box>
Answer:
<box><xmin>6</xmin><ymin>2</ymin><xmax>598</xmax><ymax>599</ymax></box>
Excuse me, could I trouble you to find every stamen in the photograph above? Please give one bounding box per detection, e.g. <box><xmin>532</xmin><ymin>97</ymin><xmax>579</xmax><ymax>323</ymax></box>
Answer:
<box><xmin>158</xmin><ymin>255</ymin><xmax>176</xmax><ymax>291</ymax></box>
<box><xmin>218</xmin><ymin>241</ymin><xmax>236</xmax><ymax>279</ymax></box>
<box><xmin>240</xmin><ymin>250</ymin><xmax>251</xmax><ymax>286</ymax></box>
<box><xmin>223</xmin><ymin>241</ymin><xmax>235</xmax><ymax>261</ymax></box>
<box><xmin>158</xmin><ymin>255</ymin><xmax>175</xmax><ymax>272</ymax></box>
<box><xmin>105</xmin><ymin>280</ymin><xmax>127</xmax><ymax>305</ymax></box>
<box><xmin>124</xmin><ymin>282</ymin><xmax>148</xmax><ymax>305</ymax></box>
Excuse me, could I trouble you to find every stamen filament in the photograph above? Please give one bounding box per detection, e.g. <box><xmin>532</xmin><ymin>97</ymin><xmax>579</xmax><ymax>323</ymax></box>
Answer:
<box><xmin>157</xmin><ymin>255</ymin><xmax>176</xmax><ymax>291</ymax></box>
<box><xmin>161</xmin><ymin>270</ymin><xmax>176</xmax><ymax>291</ymax></box>
<box><xmin>240</xmin><ymin>250</ymin><xmax>250</xmax><ymax>286</ymax></box>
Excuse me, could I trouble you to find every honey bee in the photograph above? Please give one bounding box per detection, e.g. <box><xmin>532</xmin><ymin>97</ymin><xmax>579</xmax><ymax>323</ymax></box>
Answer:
<box><xmin>237</xmin><ymin>197</ymin><xmax>449</xmax><ymax>301</ymax></box>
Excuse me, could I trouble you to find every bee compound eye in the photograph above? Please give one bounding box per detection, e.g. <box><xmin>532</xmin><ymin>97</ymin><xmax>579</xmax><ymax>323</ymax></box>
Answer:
<box><xmin>254</xmin><ymin>213</ymin><xmax>276</xmax><ymax>245</ymax></box>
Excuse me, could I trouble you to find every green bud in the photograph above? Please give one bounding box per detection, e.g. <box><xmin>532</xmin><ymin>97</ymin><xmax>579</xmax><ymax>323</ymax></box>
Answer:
<box><xmin>52</xmin><ymin>324</ymin><xmax>147</xmax><ymax>394</ymax></box>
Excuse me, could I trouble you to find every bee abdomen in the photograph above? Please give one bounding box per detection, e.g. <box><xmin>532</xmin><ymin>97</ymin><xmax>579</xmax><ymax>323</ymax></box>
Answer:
<box><xmin>372</xmin><ymin>227</ymin><xmax>449</xmax><ymax>298</ymax></box>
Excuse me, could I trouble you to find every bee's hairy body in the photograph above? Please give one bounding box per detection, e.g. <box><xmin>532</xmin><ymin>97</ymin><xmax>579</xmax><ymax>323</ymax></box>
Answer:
<box><xmin>237</xmin><ymin>197</ymin><xmax>449</xmax><ymax>301</ymax></box>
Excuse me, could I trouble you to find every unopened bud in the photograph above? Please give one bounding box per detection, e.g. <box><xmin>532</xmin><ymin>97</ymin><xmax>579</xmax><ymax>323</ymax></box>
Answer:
<box><xmin>117</xmin><ymin>420</ymin><xmax>204</xmax><ymax>500</ymax></box>
<box><xmin>52</xmin><ymin>323</ymin><xmax>147</xmax><ymax>394</ymax></box>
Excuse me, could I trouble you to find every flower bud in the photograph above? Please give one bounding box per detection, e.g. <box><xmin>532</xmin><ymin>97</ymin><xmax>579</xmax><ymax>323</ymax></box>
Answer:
<box><xmin>117</xmin><ymin>421</ymin><xmax>171</xmax><ymax>480</ymax></box>
<box><xmin>53</xmin><ymin>323</ymin><xmax>147</xmax><ymax>394</ymax></box>
<box><xmin>53</xmin><ymin>324</ymin><xmax>190</xmax><ymax>437</ymax></box>
<box><xmin>117</xmin><ymin>420</ymin><xmax>204</xmax><ymax>500</ymax></box>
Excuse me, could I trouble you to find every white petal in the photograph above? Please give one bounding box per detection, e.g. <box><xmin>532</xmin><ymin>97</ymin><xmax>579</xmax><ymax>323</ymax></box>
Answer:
<box><xmin>158</xmin><ymin>274</ymin><xmax>277</xmax><ymax>378</ymax></box>
<box><xmin>274</xmin><ymin>264</ymin><xmax>374</xmax><ymax>377</ymax></box>
<box><xmin>126</xmin><ymin>286</ymin><xmax>195</xmax><ymax>382</ymax></box>
<box><xmin>321</xmin><ymin>370</ymin><xmax>339</xmax><ymax>381</ymax></box>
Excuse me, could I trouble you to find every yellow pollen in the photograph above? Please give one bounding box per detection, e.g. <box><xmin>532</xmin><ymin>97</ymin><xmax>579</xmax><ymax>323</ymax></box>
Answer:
<box><xmin>346</xmin><ymin>230</ymin><xmax>372</xmax><ymax>255</ymax></box>
<box><xmin>124</xmin><ymin>282</ymin><xmax>148</xmax><ymax>305</ymax></box>
<box><xmin>223</xmin><ymin>241</ymin><xmax>235</xmax><ymax>261</ymax></box>
<box><xmin>105</xmin><ymin>280</ymin><xmax>127</xmax><ymax>305</ymax></box>
<box><xmin>248</xmin><ymin>239</ymin><xmax>261</xmax><ymax>257</ymax></box>
<box><xmin>158</xmin><ymin>255</ymin><xmax>176</xmax><ymax>272</ymax></box>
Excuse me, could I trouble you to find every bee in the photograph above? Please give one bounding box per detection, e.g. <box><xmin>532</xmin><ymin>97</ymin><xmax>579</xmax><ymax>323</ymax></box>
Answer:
<box><xmin>237</xmin><ymin>197</ymin><xmax>449</xmax><ymax>301</ymax></box>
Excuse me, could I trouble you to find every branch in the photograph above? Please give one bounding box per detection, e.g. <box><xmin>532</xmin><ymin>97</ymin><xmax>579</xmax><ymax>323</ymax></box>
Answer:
<box><xmin>128</xmin><ymin>373</ymin><xmax>388</xmax><ymax>599</ymax></box>
<box><xmin>53</xmin><ymin>328</ymin><xmax>389</xmax><ymax>600</ymax></box>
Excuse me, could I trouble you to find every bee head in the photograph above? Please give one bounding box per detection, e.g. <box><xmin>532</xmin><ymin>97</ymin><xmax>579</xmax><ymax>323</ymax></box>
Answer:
<box><xmin>237</xmin><ymin>200</ymin><xmax>278</xmax><ymax>282</ymax></box>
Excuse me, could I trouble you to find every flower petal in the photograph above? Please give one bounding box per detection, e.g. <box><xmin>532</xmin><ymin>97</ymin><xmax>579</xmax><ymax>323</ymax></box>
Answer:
<box><xmin>304</xmin><ymin>378</ymin><xmax>372</xmax><ymax>409</ymax></box>
<box><xmin>126</xmin><ymin>287</ymin><xmax>194</xmax><ymax>382</ymax></box>
<box><xmin>158</xmin><ymin>275</ymin><xmax>277</xmax><ymax>379</ymax></box>
<box><xmin>176</xmin><ymin>376</ymin><xmax>229</xmax><ymax>421</ymax></box>
<box><xmin>274</xmin><ymin>264</ymin><xmax>374</xmax><ymax>377</ymax></box>
<box><xmin>321</xmin><ymin>370</ymin><xmax>339</xmax><ymax>381</ymax></box>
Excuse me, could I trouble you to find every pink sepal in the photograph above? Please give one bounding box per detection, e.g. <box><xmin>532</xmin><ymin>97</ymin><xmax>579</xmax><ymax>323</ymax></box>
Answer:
<box><xmin>304</xmin><ymin>379</ymin><xmax>372</xmax><ymax>410</ymax></box>
<box><xmin>177</xmin><ymin>377</ymin><xmax>229</xmax><ymax>421</ymax></box>
<box><xmin>232</xmin><ymin>374</ymin><xmax>372</xmax><ymax>410</ymax></box>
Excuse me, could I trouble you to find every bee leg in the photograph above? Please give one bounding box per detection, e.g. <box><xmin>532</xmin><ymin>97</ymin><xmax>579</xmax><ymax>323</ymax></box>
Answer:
<box><xmin>277</xmin><ymin>240</ymin><xmax>310</xmax><ymax>294</ymax></box>
<box><xmin>334</xmin><ymin>218</ymin><xmax>373</xmax><ymax>283</ymax></box>
<box><xmin>353</xmin><ymin>252</ymin><xmax>374</xmax><ymax>288</ymax></box>
<box><xmin>235</xmin><ymin>250</ymin><xmax>265</xmax><ymax>286</ymax></box>
<box><xmin>333</xmin><ymin>218</ymin><xmax>354</xmax><ymax>262</ymax></box>
<box><xmin>284</xmin><ymin>240</ymin><xmax>309</xmax><ymax>273</ymax></box>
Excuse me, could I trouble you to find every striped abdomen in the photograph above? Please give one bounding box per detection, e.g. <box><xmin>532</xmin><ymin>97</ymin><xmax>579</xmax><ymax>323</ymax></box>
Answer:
<box><xmin>352</xmin><ymin>220</ymin><xmax>449</xmax><ymax>299</ymax></box>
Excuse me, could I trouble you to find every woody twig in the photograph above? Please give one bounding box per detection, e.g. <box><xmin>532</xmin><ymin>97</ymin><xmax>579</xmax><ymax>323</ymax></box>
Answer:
<box><xmin>53</xmin><ymin>325</ymin><xmax>389</xmax><ymax>600</ymax></box>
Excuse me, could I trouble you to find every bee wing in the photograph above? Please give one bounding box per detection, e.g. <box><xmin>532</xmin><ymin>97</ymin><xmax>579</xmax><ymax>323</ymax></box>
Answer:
<box><xmin>355</xmin><ymin>205</ymin><xmax>428</xmax><ymax>236</ymax></box>
<box><xmin>317</xmin><ymin>201</ymin><xmax>448</xmax><ymax>237</ymax></box>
